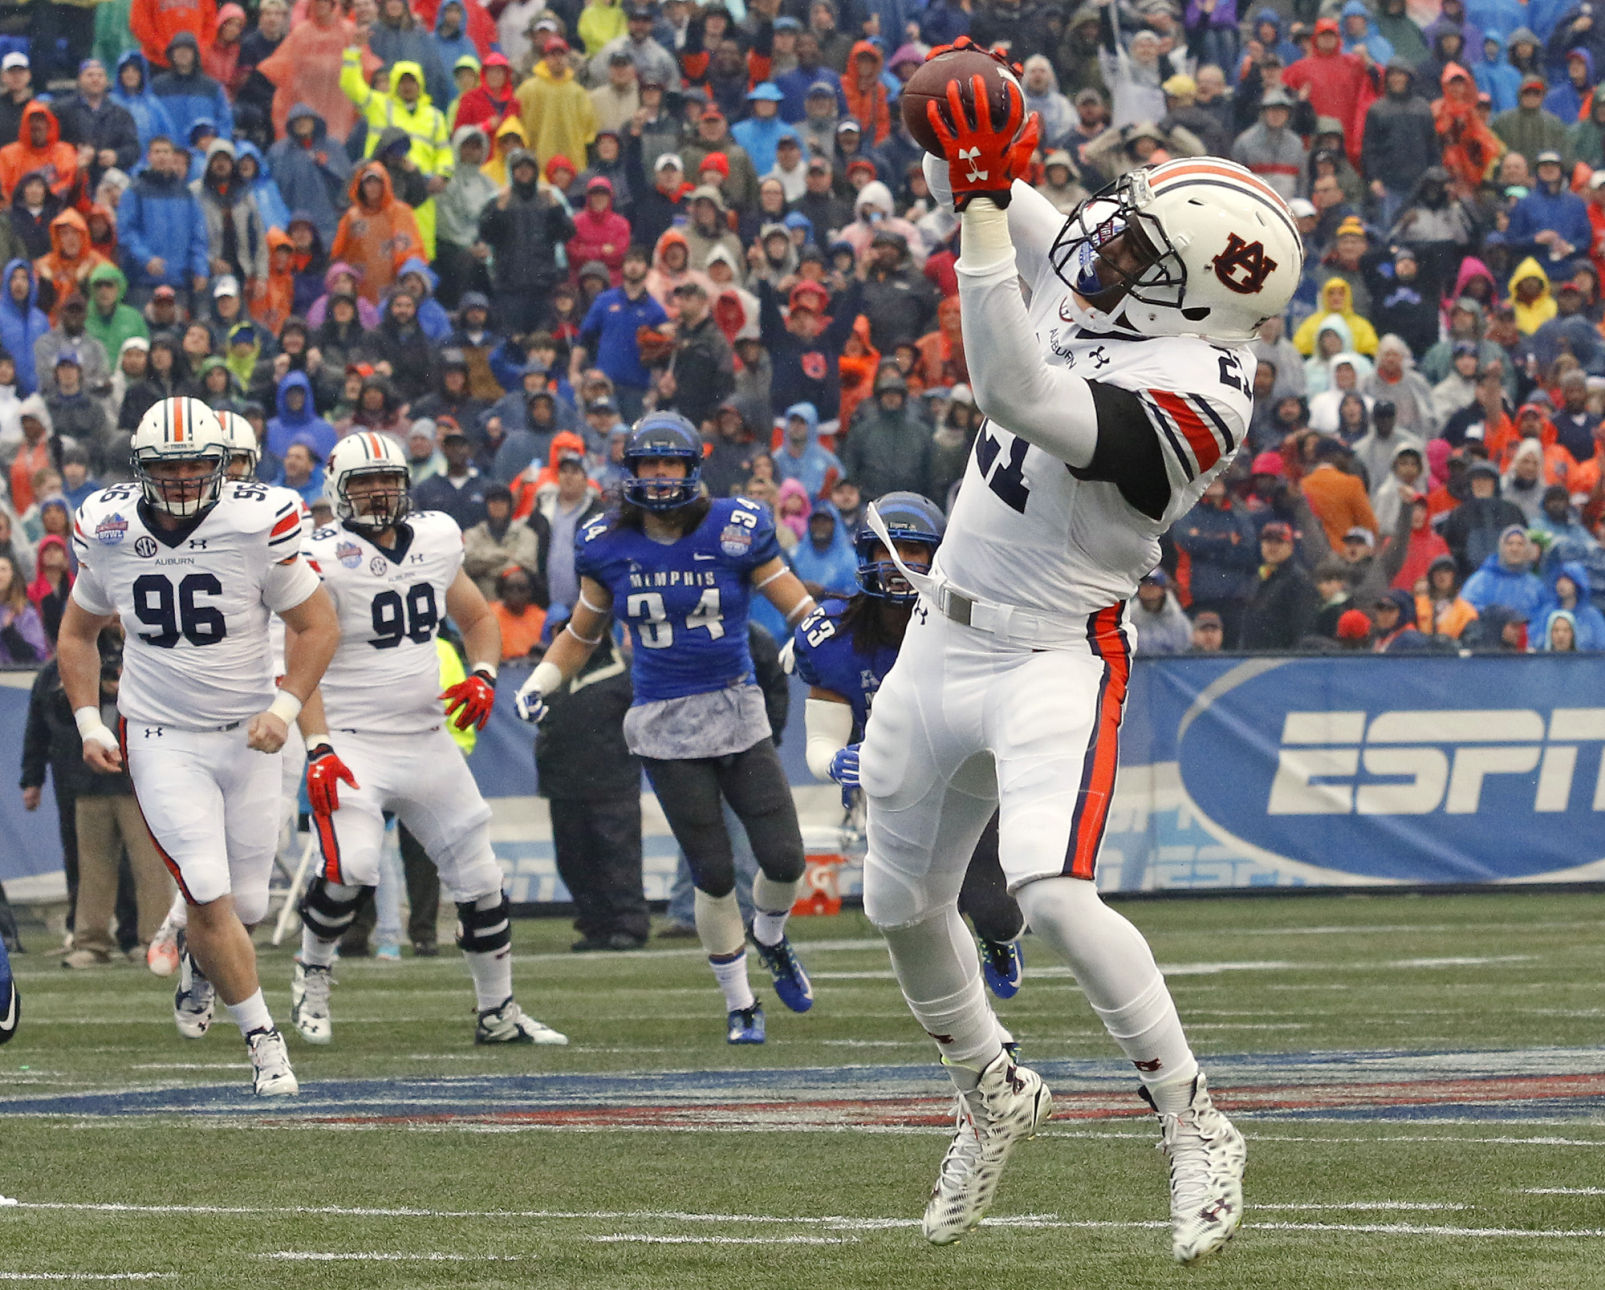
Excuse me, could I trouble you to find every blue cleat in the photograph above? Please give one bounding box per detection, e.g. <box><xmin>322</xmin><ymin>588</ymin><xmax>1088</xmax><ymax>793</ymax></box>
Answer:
<box><xmin>727</xmin><ymin>1000</ymin><xmax>766</xmax><ymax>1044</ymax></box>
<box><xmin>0</xmin><ymin>938</ymin><xmax>17</xmax><ymax>1046</ymax></box>
<box><xmin>980</xmin><ymin>937</ymin><xmax>1024</xmax><ymax>1000</ymax></box>
<box><xmin>749</xmin><ymin>931</ymin><xmax>814</xmax><ymax>1013</ymax></box>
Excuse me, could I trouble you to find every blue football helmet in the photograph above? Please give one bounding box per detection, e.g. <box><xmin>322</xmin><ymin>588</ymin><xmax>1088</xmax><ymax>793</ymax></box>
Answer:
<box><xmin>623</xmin><ymin>412</ymin><xmax>704</xmax><ymax>511</ymax></box>
<box><xmin>856</xmin><ymin>491</ymin><xmax>944</xmax><ymax>601</ymax></box>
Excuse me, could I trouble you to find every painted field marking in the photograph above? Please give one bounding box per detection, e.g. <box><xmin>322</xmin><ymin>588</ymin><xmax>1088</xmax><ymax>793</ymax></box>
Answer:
<box><xmin>16</xmin><ymin>1201</ymin><xmax>1605</xmax><ymax>1241</ymax></box>
<box><xmin>257</xmin><ymin>1253</ymin><xmax>533</xmax><ymax>1262</ymax></box>
<box><xmin>1524</xmin><ymin>1188</ymin><xmax>1605</xmax><ymax>1195</ymax></box>
<box><xmin>0</xmin><ymin>1276</ymin><xmax>173</xmax><ymax>1283</ymax></box>
<box><xmin>587</xmin><ymin>1235</ymin><xmax>851</xmax><ymax>1245</ymax></box>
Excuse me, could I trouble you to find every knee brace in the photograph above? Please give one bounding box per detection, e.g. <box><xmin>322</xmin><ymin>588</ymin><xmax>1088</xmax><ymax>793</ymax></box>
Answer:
<box><xmin>300</xmin><ymin>877</ymin><xmax>364</xmax><ymax>944</ymax></box>
<box><xmin>455</xmin><ymin>890</ymin><xmax>511</xmax><ymax>954</ymax></box>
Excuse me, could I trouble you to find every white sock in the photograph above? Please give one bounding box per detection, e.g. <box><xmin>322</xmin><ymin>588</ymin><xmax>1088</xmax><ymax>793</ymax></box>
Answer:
<box><xmin>298</xmin><ymin>927</ymin><xmax>338</xmax><ymax>967</ymax></box>
<box><xmin>463</xmin><ymin>947</ymin><xmax>513</xmax><ymax>1012</ymax></box>
<box><xmin>750</xmin><ymin>909</ymin><xmax>789</xmax><ymax>946</ymax></box>
<box><xmin>166</xmin><ymin>892</ymin><xmax>187</xmax><ymax>928</ymax></box>
<box><xmin>226</xmin><ymin>988</ymin><xmax>273</xmax><ymax>1037</ymax></box>
<box><xmin>1091</xmin><ymin>973</ymin><xmax>1199</xmax><ymax>1094</ymax></box>
<box><xmin>709</xmin><ymin>949</ymin><xmax>757</xmax><ymax>1012</ymax></box>
<box><xmin>1147</xmin><ymin>1071</ymin><xmax>1200</xmax><ymax>1115</ymax></box>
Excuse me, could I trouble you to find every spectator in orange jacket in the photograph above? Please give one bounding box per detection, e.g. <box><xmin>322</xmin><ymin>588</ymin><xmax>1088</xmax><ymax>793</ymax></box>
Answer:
<box><xmin>252</xmin><ymin>227</ymin><xmax>296</xmax><ymax>335</ymax></box>
<box><xmin>328</xmin><ymin>162</ymin><xmax>425</xmax><ymax>304</ymax></box>
<box><xmin>842</xmin><ymin>41</ymin><xmax>890</xmax><ymax>146</ymax></box>
<box><xmin>1301</xmin><ymin>437</ymin><xmax>1381</xmax><ymax>548</ymax></box>
<box><xmin>131</xmin><ymin>0</ymin><xmax>219</xmax><ymax>70</ymax></box>
<box><xmin>34</xmin><ymin>211</ymin><xmax>110</xmax><ymax>322</ymax></box>
<box><xmin>0</xmin><ymin>103</ymin><xmax>80</xmax><ymax>204</ymax></box>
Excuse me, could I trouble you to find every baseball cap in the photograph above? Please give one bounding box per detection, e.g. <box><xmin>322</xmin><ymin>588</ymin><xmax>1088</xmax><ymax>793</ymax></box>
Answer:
<box><xmin>1452</xmin><ymin>339</ymin><xmax>1479</xmax><ymax>357</ymax></box>
<box><xmin>806</xmin><ymin>156</ymin><xmax>831</xmax><ymax>172</ymax></box>
<box><xmin>608</xmin><ymin>49</ymin><xmax>634</xmax><ymax>64</ymax></box>
<box><xmin>1074</xmin><ymin>87</ymin><xmax>1103</xmax><ymax>106</ymax></box>
<box><xmin>700</xmin><ymin>104</ymin><xmax>725</xmax><ymax>120</ymax></box>
<box><xmin>1314</xmin><ymin>16</ymin><xmax>1340</xmax><ymax>34</ymax></box>
<box><xmin>1</xmin><ymin>53</ymin><xmax>27</xmax><ymax>71</ymax></box>
<box><xmin>1288</xmin><ymin>197</ymin><xmax>1317</xmax><ymax>218</ymax></box>
<box><xmin>748</xmin><ymin>81</ymin><xmax>784</xmax><ymax>101</ymax></box>
<box><xmin>836</xmin><ymin>117</ymin><xmax>862</xmax><ymax>134</ymax></box>
<box><xmin>655</xmin><ymin>152</ymin><xmax>683</xmax><ymax>172</ymax></box>
<box><xmin>1343</xmin><ymin>526</ymin><xmax>1376</xmax><ymax>548</ymax></box>
<box><xmin>1521</xmin><ymin>74</ymin><xmax>1546</xmax><ymax>91</ymax></box>
<box><xmin>1261</xmin><ymin>520</ymin><xmax>1293</xmax><ymax>541</ymax></box>
<box><xmin>1193</xmin><ymin>610</ymin><xmax>1223</xmax><ymax>629</ymax></box>
<box><xmin>1536</xmin><ymin>149</ymin><xmax>1563</xmax><ymax>165</ymax></box>
<box><xmin>213</xmin><ymin>274</ymin><xmax>240</xmax><ymax>298</ymax></box>
<box><xmin>586</xmin><ymin>396</ymin><xmax>617</xmax><ymax>414</ymax></box>
<box><xmin>152</xmin><ymin>285</ymin><xmax>176</xmax><ymax>300</ymax></box>
<box><xmin>543</xmin><ymin>35</ymin><xmax>569</xmax><ymax>52</ymax></box>
<box><xmin>1162</xmin><ymin>73</ymin><xmax>1196</xmax><ymax>97</ymax></box>
<box><xmin>557</xmin><ymin>447</ymin><xmax>586</xmax><ymax>465</ymax></box>
<box><xmin>672</xmin><ymin>279</ymin><xmax>707</xmax><ymax>296</ymax></box>
<box><xmin>807</xmin><ymin>79</ymin><xmax>836</xmax><ymax>97</ymax></box>
<box><xmin>774</xmin><ymin>15</ymin><xmax>802</xmax><ymax>30</ymax></box>
<box><xmin>1260</xmin><ymin>87</ymin><xmax>1293</xmax><ymax>108</ymax></box>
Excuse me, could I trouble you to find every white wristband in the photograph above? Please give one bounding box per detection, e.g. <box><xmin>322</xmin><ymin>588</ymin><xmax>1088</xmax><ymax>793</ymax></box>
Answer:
<box><xmin>957</xmin><ymin>197</ymin><xmax>1016</xmax><ymax>275</ymax></box>
<box><xmin>267</xmin><ymin>690</ymin><xmax>303</xmax><ymax>725</ymax></box>
<box><xmin>304</xmin><ymin>733</ymin><xmax>331</xmax><ymax>752</ymax></box>
<box><xmin>74</xmin><ymin>706</ymin><xmax>111</xmax><ymax>741</ymax></box>
<box><xmin>531</xmin><ymin>660</ymin><xmax>562</xmax><ymax>696</ymax></box>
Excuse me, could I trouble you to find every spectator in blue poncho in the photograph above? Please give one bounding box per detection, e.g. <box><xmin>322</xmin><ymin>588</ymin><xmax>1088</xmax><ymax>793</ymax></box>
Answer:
<box><xmin>267</xmin><ymin>368</ymin><xmax>336</xmax><ymax>460</ymax></box>
<box><xmin>1462</xmin><ymin>524</ymin><xmax>1549</xmax><ymax>621</ymax></box>
<box><xmin>773</xmin><ymin>402</ymin><xmax>843</xmax><ymax>502</ymax></box>
<box><xmin>787</xmin><ymin>501</ymin><xmax>859</xmax><ymax>599</ymax></box>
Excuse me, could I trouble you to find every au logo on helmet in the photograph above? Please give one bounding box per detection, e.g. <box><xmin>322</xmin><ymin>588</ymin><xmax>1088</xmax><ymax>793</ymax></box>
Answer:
<box><xmin>1211</xmin><ymin>233</ymin><xmax>1278</xmax><ymax>295</ymax></box>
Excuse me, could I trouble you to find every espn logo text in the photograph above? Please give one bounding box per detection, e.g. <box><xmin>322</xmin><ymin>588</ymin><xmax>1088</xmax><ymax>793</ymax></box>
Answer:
<box><xmin>1266</xmin><ymin>710</ymin><xmax>1605</xmax><ymax>816</ymax></box>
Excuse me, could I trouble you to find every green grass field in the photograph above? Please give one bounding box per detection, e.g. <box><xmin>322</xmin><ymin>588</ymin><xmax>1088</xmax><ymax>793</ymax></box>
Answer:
<box><xmin>3</xmin><ymin>890</ymin><xmax>1605</xmax><ymax>1288</ymax></box>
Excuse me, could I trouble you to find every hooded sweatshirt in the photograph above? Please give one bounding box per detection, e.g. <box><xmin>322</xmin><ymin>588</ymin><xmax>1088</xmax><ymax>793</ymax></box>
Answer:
<box><xmin>773</xmin><ymin>401</ymin><xmax>843</xmax><ymax>500</ymax></box>
<box><xmin>438</xmin><ymin>125</ymin><xmax>499</xmax><ymax>248</ymax></box>
<box><xmin>267</xmin><ymin>368</ymin><xmax>335</xmax><ymax>460</ymax></box>
<box><xmin>1541</xmin><ymin>560</ymin><xmax>1605</xmax><ymax>647</ymax></box>
<box><xmin>84</xmin><ymin>262</ymin><xmax>146</xmax><ymax>360</ymax></box>
<box><xmin>329</xmin><ymin>163</ymin><xmax>425</xmax><ymax>303</ymax></box>
<box><xmin>566</xmin><ymin>178</ymin><xmax>631</xmax><ymax>285</ymax></box>
<box><xmin>111</xmin><ymin>51</ymin><xmax>177</xmax><ymax>153</ymax></box>
<box><xmin>1509</xmin><ymin>256</ymin><xmax>1557</xmax><ymax>334</ymax></box>
<box><xmin>150</xmin><ymin>33</ymin><xmax>233</xmax><ymax>143</ymax></box>
<box><xmin>0</xmin><ymin>103</ymin><xmax>80</xmax><ymax>204</ymax></box>
<box><xmin>266</xmin><ymin>104</ymin><xmax>351</xmax><ymax>245</ymax></box>
<box><xmin>0</xmin><ymin>259</ymin><xmax>50</xmax><ymax>394</ymax></box>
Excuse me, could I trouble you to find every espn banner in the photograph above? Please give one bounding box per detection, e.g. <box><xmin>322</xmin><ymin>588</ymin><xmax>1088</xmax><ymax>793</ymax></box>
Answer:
<box><xmin>6</xmin><ymin>656</ymin><xmax>1605</xmax><ymax>903</ymax></box>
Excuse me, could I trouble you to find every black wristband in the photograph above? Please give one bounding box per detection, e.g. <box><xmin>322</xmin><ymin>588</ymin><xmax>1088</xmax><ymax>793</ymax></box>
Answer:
<box><xmin>472</xmin><ymin>666</ymin><xmax>498</xmax><ymax>688</ymax></box>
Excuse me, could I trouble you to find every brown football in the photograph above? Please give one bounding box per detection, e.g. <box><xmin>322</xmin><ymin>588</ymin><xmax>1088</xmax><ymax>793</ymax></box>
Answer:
<box><xmin>900</xmin><ymin>47</ymin><xmax>1023</xmax><ymax>157</ymax></box>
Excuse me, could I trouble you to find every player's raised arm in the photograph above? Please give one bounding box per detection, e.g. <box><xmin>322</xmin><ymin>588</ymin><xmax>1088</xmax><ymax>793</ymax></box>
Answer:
<box><xmin>514</xmin><ymin>574</ymin><xmax>614</xmax><ymax>723</ymax></box>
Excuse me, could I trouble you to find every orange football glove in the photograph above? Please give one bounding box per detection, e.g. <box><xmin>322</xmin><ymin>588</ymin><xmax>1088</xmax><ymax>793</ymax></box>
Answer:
<box><xmin>926</xmin><ymin>74</ymin><xmax>1041</xmax><ymax>210</ymax></box>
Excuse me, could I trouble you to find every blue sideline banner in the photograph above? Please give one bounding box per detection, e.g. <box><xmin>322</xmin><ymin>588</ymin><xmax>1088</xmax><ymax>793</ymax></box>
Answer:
<box><xmin>7</xmin><ymin>657</ymin><xmax>1605</xmax><ymax>903</ymax></box>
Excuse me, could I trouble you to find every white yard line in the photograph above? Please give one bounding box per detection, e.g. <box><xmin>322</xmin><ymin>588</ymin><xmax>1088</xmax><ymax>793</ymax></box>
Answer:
<box><xmin>0</xmin><ymin>1276</ymin><xmax>173</xmax><ymax>1283</ymax></box>
<box><xmin>587</xmin><ymin>1235</ymin><xmax>850</xmax><ymax>1245</ymax></box>
<box><xmin>256</xmin><ymin>1253</ymin><xmax>533</xmax><ymax>1262</ymax></box>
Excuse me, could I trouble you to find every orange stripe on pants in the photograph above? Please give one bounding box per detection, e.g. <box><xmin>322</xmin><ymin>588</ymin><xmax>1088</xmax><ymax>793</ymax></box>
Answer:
<box><xmin>1066</xmin><ymin>605</ymin><xmax>1130</xmax><ymax>882</ymax></box>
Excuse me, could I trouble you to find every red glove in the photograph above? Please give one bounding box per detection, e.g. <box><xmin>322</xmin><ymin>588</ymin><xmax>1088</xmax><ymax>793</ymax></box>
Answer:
<box><xmin>306</xmin><ymin>742</ymin><xmax>358</xmax><ymax>817</ymax></box>
<box><xmin>926</xmin><ymin>75</ymin><xmax>1040</xmax><ymax>211</ymax></box>
<box><xmin>440</xmin><ymin>667</ymin><xmax>497</xmax><ymax>732</ymax></box>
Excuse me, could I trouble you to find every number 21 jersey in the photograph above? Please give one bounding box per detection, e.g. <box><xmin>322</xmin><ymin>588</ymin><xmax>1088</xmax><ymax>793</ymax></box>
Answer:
<box><xmin>70</xmin><ymin>482</ymin><xmax>319</xmax><ymax>729</ymax></box>
<box><xmin>305</xmin><ymin>510</ymin><xmax>464</xmax><ymax>735</ymax></box>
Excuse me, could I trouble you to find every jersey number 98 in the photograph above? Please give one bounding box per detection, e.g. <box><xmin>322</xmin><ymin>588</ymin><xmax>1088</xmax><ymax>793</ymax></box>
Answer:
<box><xmin>370</xmin><ymin>584</ymin><xmax>439</xmax><ymax>649</ymax></box>
<box><xmin>132</xmin><ymin>573</ymin><xmax>227</xmax><ymax>649</ymax></box>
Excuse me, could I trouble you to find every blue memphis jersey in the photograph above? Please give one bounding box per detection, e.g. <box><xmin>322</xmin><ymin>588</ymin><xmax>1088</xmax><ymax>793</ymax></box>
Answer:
<box><xmin>792</xmin><ymin>596</ymin><xmax>900</xmax><ymax>737</ymax></box>
<box><xmin>576</xmin><ymin>496</ymin><xmax>782</xmax><ymax>704</ymax></box>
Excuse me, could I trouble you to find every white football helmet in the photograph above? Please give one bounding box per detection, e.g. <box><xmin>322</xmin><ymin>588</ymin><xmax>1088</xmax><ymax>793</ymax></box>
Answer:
<box><xmin>327</xmin><ymin>432</ymin><xmax>411</xmax><ymax>532</ymax></box>
<box><xmin>217</xmin><ymin>410</ymin><xmax>259</xmax><ymax>477</ymax></box>
<box><xmin>1049</xmin><ymin>158</ymin><xmax>1303</xmax><ymax>342</ymax></box>
<box><xmin>131</xmin><ymin>397</ymin><xmax>227</xmax><ymax>517</ymax></box>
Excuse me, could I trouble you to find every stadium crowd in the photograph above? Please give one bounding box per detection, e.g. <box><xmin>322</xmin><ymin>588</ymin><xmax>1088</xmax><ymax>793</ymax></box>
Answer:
<box><xmin>0</xmin><ymin>0</ymin><xmax>1603</xmax><ymax>667</ymax></box>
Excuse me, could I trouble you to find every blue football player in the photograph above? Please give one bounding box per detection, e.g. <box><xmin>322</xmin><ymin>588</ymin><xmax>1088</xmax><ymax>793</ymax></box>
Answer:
<box><xmin>0</xmin><ymin>935</ymin><xmax>17</xmax><ymax>1046</ymax></box>
<box><xmin>515</xmin><ymin>413</ymin><xmax>821</xmax><ymax>1044</ymax></box>
<box><xmin>796</xmin><ymin>493</ymin><xmax>1026</xmax><ymax>1001</ymax></box>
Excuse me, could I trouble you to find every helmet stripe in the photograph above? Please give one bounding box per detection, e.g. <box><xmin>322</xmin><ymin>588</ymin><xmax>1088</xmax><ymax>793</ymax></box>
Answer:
<box><xmin>172</xmin><ymin>398</ymin><xmax>184</xmax><ymax>444</ymax></box>
<box><xmin>1146</xmin><ymin>173</ymin><xmax>1301</xmax><ymax>250</ymax></box>
<box><xmin>1149</xmin><ymin>160</ymin><xmax>1287</xmax><ymax>210</ymax></box>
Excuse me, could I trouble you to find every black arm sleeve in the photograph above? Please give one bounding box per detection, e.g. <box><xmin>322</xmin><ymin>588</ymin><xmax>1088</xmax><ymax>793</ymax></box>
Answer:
<box><xmin>1067</xmin><ymin>381</ymin><xmax>1171</xmax><ymax>522</ymax></box>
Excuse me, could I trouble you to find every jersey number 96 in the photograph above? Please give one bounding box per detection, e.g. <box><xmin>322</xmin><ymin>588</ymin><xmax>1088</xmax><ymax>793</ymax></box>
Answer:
<box><xmin>132</xmin><ymin>573</ymin><xmax>227</xmax><ymax>649</ymax></box>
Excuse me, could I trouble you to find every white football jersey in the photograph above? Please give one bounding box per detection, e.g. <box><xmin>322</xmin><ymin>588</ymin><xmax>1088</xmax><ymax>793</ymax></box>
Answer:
<box><xmin>936</xmin><ymin>219</ymin><xmax>1256</xmax><ymax>623</ymax></box>
<box><xmin>307</xmin><ymin>510</ymin><xmax>465</xmax><ymax>736</ymax></box>
<box><xmin>71</xmin><ymin>481</ymin><xmax>320</xmax><ymax>729</ymax></box>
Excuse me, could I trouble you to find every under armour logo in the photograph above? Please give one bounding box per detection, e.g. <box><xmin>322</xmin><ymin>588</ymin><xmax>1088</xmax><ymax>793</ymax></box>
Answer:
<box><xmin>144</xmin><ymin>727</ymin><xmax>163</xmax><ymax>738</ymax></box>
<box><xmin>1133</xmin><ymin>1057</ymin><xmax>1164</xmax><ymax>1072</ymax></box>
<box><xmin>1089</xmin><ymin>346</ymin><xmax>1110</xmax><ymax>369</ymax></box>
<box><xmin>188</xmin><ymin>538</ymin><xmax>207</xmax><ymax>550</ymax></box>
<box><xmin>958</xmin><ymin>146</ymin><xmax>988</xmax><ymax>184</ymax></box>
<box><xmin>1199</xmin><ymin>1199</ymin><xmax>1235</xmax><ymax>1222</ymax></box>
<box><xmin>1211</xmin><ymin>233</ymin><xmax>1278</xmax><ymax>295</ymax></box>
<box><xmin>408</xmin><ymin>553</ymin><xmax>426</xmax><ymax>564</ymax></box>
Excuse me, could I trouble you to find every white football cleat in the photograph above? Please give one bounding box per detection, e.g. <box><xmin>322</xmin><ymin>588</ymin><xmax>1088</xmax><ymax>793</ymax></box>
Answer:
<box><xmin>146</xmin><ymin>911</ymin><xmax>182</xmax><ymax>978</ymax></box>
<box><xmin>247</xmin><ymin>1027</ymin><xmax>299</xmax><ymax>1097</ymax></box>
<box><xmin>922</xmin><ymin>1049</ymin><xmax>1052</xmax><ymax>1245</ymax></box>
<box><xmin>474</xmin><ymin>997</ymin><xmax>568</xmax><ymax>1045</ymax></box>
<box><xmin>172</xmin><ymin>947</ymin><xmax>214</xmax><ymax>1039</ymax></box>
<box><xmin>1145</xmin><ymin>1072</ymin><xmax>1246</xmax><ymax>1264</ymax></box>
<box><xmin>290</xmin><ymin>958</ymin><xmax>333</xmax><ymax>1045</ymax></box>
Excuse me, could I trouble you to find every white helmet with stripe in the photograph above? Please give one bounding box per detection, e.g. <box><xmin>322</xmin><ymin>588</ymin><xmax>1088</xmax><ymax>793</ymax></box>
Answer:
<box><xmin>131</xmin><ymin>396</ymin><xmax>227</xmax><ymax>517</ymax></box>
<box><xmin>327</xmin><ymin>431</ymin><xmax>411</xmax><ymax>532</ymax></box>
<box><xmin>1049</xmin><ymin>158</ymin><xmax>1303</xmax><ymax>342</ymax></box>
<box><xmin>217</xmin><ymin>410</ymin><xmax>259</xmax><ymax>475</ymax></box>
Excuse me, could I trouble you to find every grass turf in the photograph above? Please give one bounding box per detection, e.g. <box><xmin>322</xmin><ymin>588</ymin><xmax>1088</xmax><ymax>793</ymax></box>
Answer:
<box><xmin>2</xmin><ymin>889</ymin><xmax>1604</xmax><ymax>1288</ymax></box>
